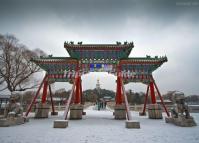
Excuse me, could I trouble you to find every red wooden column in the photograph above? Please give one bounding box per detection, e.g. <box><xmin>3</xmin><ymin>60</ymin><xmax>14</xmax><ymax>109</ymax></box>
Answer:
<box><xmin>116</xmin><ymin>76</ymin><xmax>123</xmax><ymax>104</ymax></box>
<box><xmin>42</xmin><ymin>80</ymin><xmax>48</xmax><ymax>104</ymax></box>
<box><xmin>74</xmin><ymin>75</ymin><xmax>81</xmax><ymax>104</ymax></box>
<box><xmin>73</xmin><ymin>61</ymin><xmax>81</xmax><ymax>104</ymax></box>
<box><xmin>149</xmin><ymin>81</ymin><xmax>156</xmax><ymax>104</ymax></box>
<box><xmin>116</xmin><ymin>63</ymin><xmax>123</xmax><ymax>105</ymax></box>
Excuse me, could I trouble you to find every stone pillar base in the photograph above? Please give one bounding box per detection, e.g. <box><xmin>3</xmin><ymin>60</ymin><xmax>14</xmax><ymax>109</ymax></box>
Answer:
<box><xmin>148</xmin><ymin>104</ymin><xmax>162</xmax><ymax>119</ymax></box>
<box><xmin>0</xmin><ymin>116</ymin><xmax>25</xmax><ymax>127</ymax></box>
<box><xmin>53</xmin><ymin>120</ymin><xmax>68</xmax><ymax>128</ymax></box>
<box><xmin>82</xmin><ymin>111</ymin><xmax>86</xmax><ymax>115</ymax></box>
<box><xmin>51</xmin><ymin>111</ymin><xmax>58</xmax><ymax>116</ymax></box>
<box><xmin>165</xmin><ymin>115</ymin><xmax>197</xmax><ymax>127</ymax></box>
<box><xmin>24</xmin><ymin>116</ymin><xmax>29</xmax><ymax>122</ymax></box>
<box><xmin>114</xmin><ymin>104</ymin><xmax>126</xmax><ymax>120</ymax></box>
<box><xmin>35</xmin><ymin>103</ymin><xmax>50</xmax><ymax>118</ymax></box>
<box><xmin>69</xmin><ymin>104</ymin><xmax>83</xmax><ymax>120</ymax></box>
<box><xmin>139</xmin><ymin>112</ymin><xmax>146</xmax><ymax>116</ymax></box>
<box><xmin>0</xmin><ymin>108</ymin><xmax>5</xmax><ymax>115</ymax></box>
<box><xmin>0</xmin><ymin>118</ymin><xmax>10</xmax><ymax>127</ymax></box>
<box><xmin>125</xmin><ymin>120</ymin><xmax>140</xmax><ymax>129</ymax></box>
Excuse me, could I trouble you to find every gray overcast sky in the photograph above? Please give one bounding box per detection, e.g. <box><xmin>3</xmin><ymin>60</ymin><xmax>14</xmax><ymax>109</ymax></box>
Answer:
<box><xmin>0</xmin><ymin>0</ymin><xmax>199</xmax><ymax>95</ymax></box>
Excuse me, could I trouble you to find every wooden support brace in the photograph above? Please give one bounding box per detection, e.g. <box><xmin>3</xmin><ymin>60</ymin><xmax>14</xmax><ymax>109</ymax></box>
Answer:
<box><xmin>80</xmin><ymin>78</ymin><xmax>83</xmax><ymax>104</ymax></box>
<box><xmin>49</xmin><ymin>84</ymin><xmax>55</xmax><ymax>114</ymax></box>
<box><xmin>141</xmin><ymin>84</ymin><xmax>149</xmax><ymax>114</ymax></box>
<box><xmin>25</xmin><ymin>75</ymin><xmax>48</xmax><ymax>117</ymax></box>
<box><xmin>121</xmin><ymin>77</ymin><xmax>132</xmax><ymax>120</ymax></box>
<box><xmin>152</xmin><ymin>79</ymin><xmax>170</xmax><ymax>117</ymax></box>
<box><xmin>63</xmin><ymin>73</ymin><xmax>78</xmax><ymax>120</ymax></box>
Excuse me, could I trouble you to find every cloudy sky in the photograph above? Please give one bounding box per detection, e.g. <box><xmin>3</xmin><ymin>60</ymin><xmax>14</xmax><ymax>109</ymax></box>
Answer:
<box><xmin>0</xmin><ymin>0</ymin><xmax>199</xmax><ymax>95</ymax></box>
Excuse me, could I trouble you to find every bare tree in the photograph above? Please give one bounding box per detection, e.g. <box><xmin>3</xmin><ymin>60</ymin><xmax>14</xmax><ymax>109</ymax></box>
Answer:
<box><xmin>0</xmin><ymin>34</ymin><xmax>45</xmax><ymax>94</ymax></box>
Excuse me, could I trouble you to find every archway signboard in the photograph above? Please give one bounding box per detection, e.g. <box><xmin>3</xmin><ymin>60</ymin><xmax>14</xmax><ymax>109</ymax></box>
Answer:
<box><xmin>25</xmin><ymin>41</ymin><xmax>170</xmax><ymax>128</ymax></box>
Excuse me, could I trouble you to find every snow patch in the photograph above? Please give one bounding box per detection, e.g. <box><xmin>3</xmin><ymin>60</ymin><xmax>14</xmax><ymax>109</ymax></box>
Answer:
<box><xmin>0</xmin><ymin>106</ymin><xmax>199</xmax><ymax>143</ymax></box>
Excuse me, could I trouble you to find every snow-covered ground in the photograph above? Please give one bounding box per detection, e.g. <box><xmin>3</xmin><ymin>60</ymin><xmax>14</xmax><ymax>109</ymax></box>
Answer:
<box><xmin>0</xmin><ymin>106</ymin><xmax>199</xmax><ymax>143</ymax></box>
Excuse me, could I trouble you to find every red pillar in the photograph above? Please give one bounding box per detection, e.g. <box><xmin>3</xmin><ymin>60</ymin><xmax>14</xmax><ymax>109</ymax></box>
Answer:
<box><xmin>116</xmin><ymin>63</ymin><xmax>123</xmax><ymax>105</ymax></box>
<box><xmin>74</xmin><ymin>76</ymin><xmax>81</xmax><ymax>104</ymax></box>
<box><xmin>42</xmin><ymin>80</ymin><xmax>48</xmax><ymax>103</ymax></box>
<box><xmin>150</xmin><ymin>81</ymin><xmax>156</xmax><ymax>104</ymax></box>
<box><xmin>116</xmin><ymin>76</ymin><xmax>123</xmax><ymax>104</ymax></box>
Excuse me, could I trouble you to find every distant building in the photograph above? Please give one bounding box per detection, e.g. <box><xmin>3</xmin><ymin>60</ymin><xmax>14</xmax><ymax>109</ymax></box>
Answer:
<box><xmin>0</xmin><ymin>95</ymin><xmax>10</xmax><ymax>114</ymax></box>
<box><xmin>156</xmin><ymin>99</ymin><xmax>172</xmax><ymax>105</ymax></box>
<box><xmin>0</xmin><ymin>95</ymin><xmax>10</xmax><ymax>106</ymax></box>
<box><xmin>100</xmin><ymin>96</ymin><xmax>114</xmax><ymax>102</ymax></box>
<box><xmin>96</xmin><ymin>79</ymin><xmax>101</xmax><ymax>91</ymax></box>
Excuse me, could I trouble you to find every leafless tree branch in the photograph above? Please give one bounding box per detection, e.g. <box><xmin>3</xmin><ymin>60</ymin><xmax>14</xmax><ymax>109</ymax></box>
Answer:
<box><xmin>0</xmin><ymin>34</ymin><xmax>46</xmax><ymax>94</ymax></box>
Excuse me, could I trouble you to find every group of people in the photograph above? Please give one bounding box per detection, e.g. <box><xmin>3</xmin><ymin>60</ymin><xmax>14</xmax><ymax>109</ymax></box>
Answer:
<box><xmin>95</xmin><ymin>101</ymin><xmax>107</xmax><ymax>111</ymax></box>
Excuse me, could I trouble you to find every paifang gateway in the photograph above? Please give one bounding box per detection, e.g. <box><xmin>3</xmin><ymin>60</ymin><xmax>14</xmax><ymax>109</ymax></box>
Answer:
<box><xmin>25</xmin><ymin>41</ymin><xmax>170</xmax><ymax>127</ymax></box>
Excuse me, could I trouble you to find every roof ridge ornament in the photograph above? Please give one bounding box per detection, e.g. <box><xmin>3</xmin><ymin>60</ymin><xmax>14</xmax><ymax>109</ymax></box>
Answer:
<box><xmin>78</xmin><ymin>41</ymin><xmax>83</xmax><ymax>45</ymax></box>
<box><xmin>70</xmin><ymin>41</ymin><xmax>74</xmax><ymax>45</ymax></box>
<box><xmin>116</xmin><ymin>41</ymin><xmax>121</xmax><ymax>45</ymax></box>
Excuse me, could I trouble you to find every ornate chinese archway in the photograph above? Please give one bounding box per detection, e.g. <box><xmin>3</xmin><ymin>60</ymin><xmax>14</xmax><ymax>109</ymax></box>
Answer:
<box><xmin>25</xmin><ymin>41</ymin><xmax>170</xmax><ymax>127</ymax></box>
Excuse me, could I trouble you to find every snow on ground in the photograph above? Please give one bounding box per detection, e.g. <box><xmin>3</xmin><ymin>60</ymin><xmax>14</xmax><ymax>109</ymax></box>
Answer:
<box><xmin>0</xmin><ymin>106</ymin><xmax>199</xmax><ymax>143</ymax></box>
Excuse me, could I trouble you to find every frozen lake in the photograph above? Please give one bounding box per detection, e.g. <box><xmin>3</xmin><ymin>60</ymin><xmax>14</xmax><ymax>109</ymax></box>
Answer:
<box><xmin>0</xmin><ymin>106</ymin><xmax>199</xmax><ymax>143</ymax></box>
